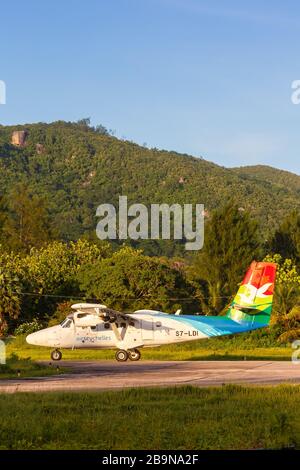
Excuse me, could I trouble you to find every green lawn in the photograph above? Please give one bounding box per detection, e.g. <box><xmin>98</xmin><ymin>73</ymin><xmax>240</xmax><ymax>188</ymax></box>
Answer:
<box><xmin>0</xmin><ymin>385</ymin><xmax>299</xmax><ymax>449</ymax></box>
<box><xmin>5</xmin><ymin>332</ymin><xmax>292</xmax><ymax>361</ymax></box>
<box><xmin>0</xmin><ymin>354</ymin><xmax>65</xmax><ymax>379</ymax></box>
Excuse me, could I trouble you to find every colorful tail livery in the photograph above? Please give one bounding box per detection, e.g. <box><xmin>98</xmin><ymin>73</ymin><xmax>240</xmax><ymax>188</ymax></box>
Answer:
<box><xmin>169</xmin><ymin>261</ymin><xmax>277</xmax><ymax>338</ymax></box>
<box><xmin>226</xmin><ymin>261</ymin><xmax>276</xmax><ymax>328</ymax></box>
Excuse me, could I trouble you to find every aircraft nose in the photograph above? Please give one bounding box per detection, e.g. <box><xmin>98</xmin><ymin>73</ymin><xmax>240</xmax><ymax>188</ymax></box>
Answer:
<box><xmin>26</xmin><ymin>326</ymin><xmax>61</xmax><ymax>347</ymax></box>
<box><xmin>26</xmin><ymin>331</ymin><xmax>41</xmax><ymax>345</ymax></box>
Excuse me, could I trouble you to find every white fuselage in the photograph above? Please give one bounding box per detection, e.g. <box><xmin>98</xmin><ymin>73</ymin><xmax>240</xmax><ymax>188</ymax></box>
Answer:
<box><xmin>26</xmin><ymin>311</ymin><xmax>207</xmax><ymax>350</ymax></box>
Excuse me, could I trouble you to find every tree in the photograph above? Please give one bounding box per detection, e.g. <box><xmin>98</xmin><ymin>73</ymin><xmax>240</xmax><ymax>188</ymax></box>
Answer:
<box><xmin>189</xmin><ymin>204</ymin><xmax>260</xmax><ymax>314</ymax></box>
<box><xmin>78</xmin><ymin>246</ymin><xmax>195</xmax><ymax>312</ymax></box>
<box><xmin>1</xmin><ymin>184</ymin><xmax>54</xmax><ymax>253</ymax></box>
<box><xmin>264</xmin><ymin>254</ymin><xmax>300</xmax><ymax>343</ymax></box>
<box><xmin>76</xmin><ymin>117</ymin><xmax>91</xmax><ymax>128</ymax></box>
<box><xmin>21</xmin><ymin>239</ymin><xmax>112</xmax><ymax>319</ymax></box>
<box><xmin>270</xmin><ymin>211</ymin><xmax>300</xmax><ymax>264</ymax></box>
<box><xmin>94</xmin><ymin>124</ymin><xmax>108</xmax><ymax>135</ymax></box>
<box><xmin>0</xmin><ymin>249</ymin><xmax>21</xmax><ymax>335</ymax></box>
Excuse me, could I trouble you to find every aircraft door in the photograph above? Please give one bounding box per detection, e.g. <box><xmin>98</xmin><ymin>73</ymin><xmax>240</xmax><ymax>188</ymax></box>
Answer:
<box><xmin>124</xmin><ymin>319</ymin><xmax>143</xmax><ymax>348</ymax></box>
<box><xmin>141</xmin><ymin>317</ymin><xmax>154</xmax><ymax>341</ymax></box>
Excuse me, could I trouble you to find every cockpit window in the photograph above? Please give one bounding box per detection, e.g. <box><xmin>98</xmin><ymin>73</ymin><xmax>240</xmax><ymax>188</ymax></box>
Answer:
<box><xmin>61</xmin><ymin>318</ymin><xmax>72</xmax><ymax>328</ymax></box>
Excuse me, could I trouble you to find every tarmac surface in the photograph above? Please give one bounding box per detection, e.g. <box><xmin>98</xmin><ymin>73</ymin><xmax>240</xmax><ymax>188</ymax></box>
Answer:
<box><xmin>1</xmin><ymin>360</ymin><xmax>300</xmax><ymax>393</ymax></box>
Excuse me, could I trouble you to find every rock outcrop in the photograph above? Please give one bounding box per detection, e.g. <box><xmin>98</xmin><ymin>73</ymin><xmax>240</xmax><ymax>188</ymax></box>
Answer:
<box><xmin>11</xmin><ymin>130</ymin><xmax>28</xmax><ymax>147</ymax></box>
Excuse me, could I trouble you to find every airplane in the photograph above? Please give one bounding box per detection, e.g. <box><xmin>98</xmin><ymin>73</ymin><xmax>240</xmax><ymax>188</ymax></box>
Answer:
<box><xmin>26</xmin><ymin>261</ymin><xmax>277</xmax><ymax>362</ymax></box>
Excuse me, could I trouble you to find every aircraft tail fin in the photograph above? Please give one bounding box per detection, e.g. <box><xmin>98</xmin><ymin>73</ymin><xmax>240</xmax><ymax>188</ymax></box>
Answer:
<box><xmin>226</xmin><ymin>261</ymin><xmax>277</xmax><ymax>326</ymax></box>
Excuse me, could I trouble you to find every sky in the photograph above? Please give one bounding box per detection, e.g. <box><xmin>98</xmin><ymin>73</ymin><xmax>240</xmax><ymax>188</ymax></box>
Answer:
<box><xmin>1</xmin><ymin>0</ymin><xmax>300</xmax><ymax>173</ymax></box>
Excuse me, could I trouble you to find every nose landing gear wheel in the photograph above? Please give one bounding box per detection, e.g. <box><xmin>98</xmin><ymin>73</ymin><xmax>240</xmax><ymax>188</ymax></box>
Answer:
<box><xmin>128</xmin><ymin>349</ymin><xmax>141</xmax><ymax>361</ymax></box>
<box><xmin>115</xmin><ymin>349</ymin><xmax>129</xmax><ymax>362</ymax></box>
<box><xmin>51</xmin><ymin>349</ymin><xmax>62</xmax><ymax>361</ymax></box>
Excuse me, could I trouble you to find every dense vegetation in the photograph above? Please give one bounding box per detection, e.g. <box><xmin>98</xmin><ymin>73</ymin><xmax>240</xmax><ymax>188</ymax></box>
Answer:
<box><xmin>0</xmin><ymin>385</ymin><xmax>299</xmax><ymax>449</ymax></box>
<box><xmin>233</xmin><ymin>164</ymin><xmax>300</xmax><ymax>194</ymax></box>
<box><xmin>0</xmin><ymin>120</ymin><xmax>300</xmax><ymax>346</ymax></box>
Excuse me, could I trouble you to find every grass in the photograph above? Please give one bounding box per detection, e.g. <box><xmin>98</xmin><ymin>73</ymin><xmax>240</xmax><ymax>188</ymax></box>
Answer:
<box><xmin>0</xmin><ymin>385</ymin><xmax>299</xmax><ymax>449</ymax></box>
<box><xmin>0</xmin><ymin>354</ymin><xmax>66</xmax><ymax>380</ymax></box>
<box><xmin>5</xmin><ymin>331</ymin><xmax>293</xmax><ymax>362</ymax></box>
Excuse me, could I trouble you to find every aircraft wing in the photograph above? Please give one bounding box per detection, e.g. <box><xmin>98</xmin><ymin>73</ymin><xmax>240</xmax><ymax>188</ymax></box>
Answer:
<box><xmin>71</xmin><ymin>303</ymin><xmax>138</xmax><ymax>324</ymax></box>
<box><xmin>71</xmin><ymin>304</ymin><xmax>144</xmax><ymax>348</ymax></box>
<box><xmin>97</xmin><ymin>307</ymin><xmax>133</xmax><ymax>323</ymax></box>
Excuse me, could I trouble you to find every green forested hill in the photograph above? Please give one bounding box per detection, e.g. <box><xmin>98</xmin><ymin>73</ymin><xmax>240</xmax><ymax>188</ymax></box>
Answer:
<box><xmin>233</xmin><ymin>165</ymin><xmax>300</xmax><ymax>194</ymax></box>
<box><xmin>0</xmin><ymin>121</ymin><xmax>299</xmax><ymax>247</ymax></box>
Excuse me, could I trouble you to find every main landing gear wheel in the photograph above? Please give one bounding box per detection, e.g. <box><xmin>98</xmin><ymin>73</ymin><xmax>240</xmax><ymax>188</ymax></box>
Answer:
<box><xmin>51</xmin><ymin>349</ymin><xmax>62</xmax><ymax>361</ymax></box>
<box><xmin>128</xmin><ymin>349</ymin><xmax>141</xmax><ymax>361</ymax></box>
<box><xmin>115</xmin><ymin>349</ymin><xmax>129</xmax><ymax>362</ymax></box>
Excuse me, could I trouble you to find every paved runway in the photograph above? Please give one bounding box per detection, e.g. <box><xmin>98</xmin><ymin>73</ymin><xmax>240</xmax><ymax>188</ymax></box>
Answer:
<box><xmin>1</xmin><ymin>360</ymin><xmax>300</xmax><ymax>393</ymax></box>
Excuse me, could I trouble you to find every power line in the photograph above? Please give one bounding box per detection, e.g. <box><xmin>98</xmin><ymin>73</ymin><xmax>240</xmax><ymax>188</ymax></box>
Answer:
<box><xmin>12</xmin><ymin>290</ymin><xmax>232</xmax><ymax>301</ymax></box>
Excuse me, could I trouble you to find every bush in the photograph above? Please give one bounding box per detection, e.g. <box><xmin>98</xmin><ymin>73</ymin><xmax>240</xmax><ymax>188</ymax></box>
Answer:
<box><xmin>14</xmin><ymin>319</ymin><xmax>44</xmax><ymax>336</ymax></box>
